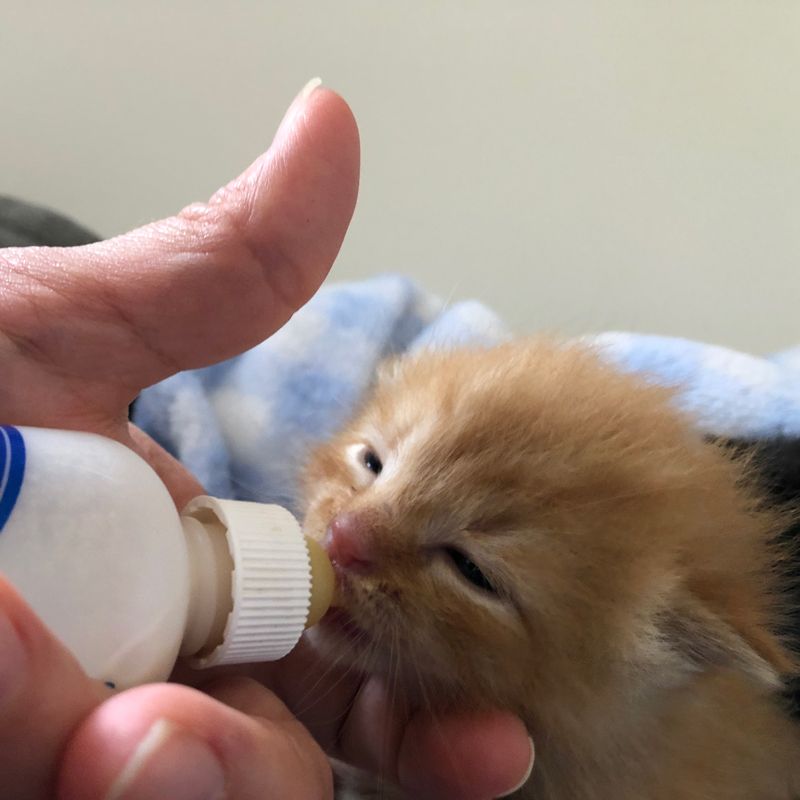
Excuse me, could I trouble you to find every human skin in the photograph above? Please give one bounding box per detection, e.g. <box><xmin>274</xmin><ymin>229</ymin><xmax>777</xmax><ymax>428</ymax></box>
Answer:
<box><xmin>0</xmin><ymin>82</ymin><xmax>533</xmax><ymax>800</ymax></box>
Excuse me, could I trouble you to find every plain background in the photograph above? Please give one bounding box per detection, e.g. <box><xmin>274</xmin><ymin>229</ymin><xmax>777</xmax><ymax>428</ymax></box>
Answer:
<box><xmin>2</xmin><ymin>2</ymin><xmax>798</xmax><ymax>352</ymax></box>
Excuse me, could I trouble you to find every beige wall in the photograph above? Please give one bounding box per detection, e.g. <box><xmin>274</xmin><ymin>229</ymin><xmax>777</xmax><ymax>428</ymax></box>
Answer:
<box><xmin>2</xmin><ymin>2</ymin><xmax>798</xmax><ymax>352</ymax></box>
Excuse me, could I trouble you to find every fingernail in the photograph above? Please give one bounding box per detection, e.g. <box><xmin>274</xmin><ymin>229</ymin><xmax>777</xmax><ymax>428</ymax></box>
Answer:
<box><xmin>279</xmin><ymin>76</ymin><xmax>322</xmax><ymax>128</ymax></box>
<box><xmin>297</xmin><ymin>76</ymin><xmax>322</xmax><ymax>102</ymax></box>
<box><xmin>496</xmin><ymin>736</ymin><xmax>535</xmax><ymax>798</ymax></box>
<box><xmin>106</xmin><ymin>719</ymin><xmax>226</xmax><ymax>800</ymax></box>
<box><xmin>0</xmin><ymin>613</ymin><xmax>26</xmax><ymax>707</ymax></box>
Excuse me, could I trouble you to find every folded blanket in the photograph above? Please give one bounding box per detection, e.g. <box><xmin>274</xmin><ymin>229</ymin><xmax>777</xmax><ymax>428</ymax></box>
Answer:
<box><xmin>133</xmin><ymin>275</ymin><xmax>510</xmax><ymax>512</ymax></box>
<box><xmin>132</xmin><ymin>274</ymin><xmax>800</xmax><ymax>516</ymax></box>
<box><xmin>590</xmin><ymin>332</ymin><xmax>800</xmax><ymax>439</ymax></box>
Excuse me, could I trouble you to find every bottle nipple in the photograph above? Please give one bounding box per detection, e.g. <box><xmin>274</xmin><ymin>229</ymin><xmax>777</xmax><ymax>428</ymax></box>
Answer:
<box><xmin>181</xmin><ymin>497</ymin><xmax>334</xmax><ymax>669</ymax></box>
<box><xmin>305</xmin><ymin>536</ymin><xmax>335</xmax><ymax>628</ymax></box>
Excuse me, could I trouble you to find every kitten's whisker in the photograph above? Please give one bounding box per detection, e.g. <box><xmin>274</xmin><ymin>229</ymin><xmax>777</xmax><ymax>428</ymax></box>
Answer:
<box><xmin>291</xmin><ymin>634</ymin><xmax>358</xmax><ymax>706</ymax></box>
<box><xmin>292</xmin><ymin>654</ymin><xmax>366</xmax><ymax>718</ymax></box>
<box><xmin>294</xmin><ymin>644</ymin><xmax>369</xmax><ymax>731</ymax></box>
<box><xmin>291</xmin><ymin>630</ymin><xmax>372</xmax><ymax>717</ymax></box>
<box><xmin>379</xmin><ymin>622</ymin><xmax>402</xmax><ymax>800</ymax></box>
<box><xmin>440</xmin><ymin>281</ymin><xmax>462</xmax><ymax>316</ymax></box>
<box><xmin>407</xmin><ymin>651</ymin><xmax>466</xmax><ymax>798</ymax></box>
<box><xmin>409</xmin><ymin>653</ymin><xmax>431</xmax><ymax>717</ymax></box>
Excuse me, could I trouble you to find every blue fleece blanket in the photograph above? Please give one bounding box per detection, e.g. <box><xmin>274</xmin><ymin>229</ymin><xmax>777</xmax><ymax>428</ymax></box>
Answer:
<box><xmin>132</xmin><ymin>275</ymin><xmax>800</xmax><ymax>515</ymax></box>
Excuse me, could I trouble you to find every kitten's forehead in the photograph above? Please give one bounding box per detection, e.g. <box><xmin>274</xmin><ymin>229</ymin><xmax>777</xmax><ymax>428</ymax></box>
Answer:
<box><xmin>367</xmin><ymin>351</ymin><xmax>528</xmax><ymax>452</ymax></box>
<box><xmin>348</xmin><ymin>342</ymin><xmax>697</xmax><ymax>512</ymax></box>
<box><xmin>349</xmin><ymin>356</ymin><xmax>533</xmax><ymax>516</ymax></box>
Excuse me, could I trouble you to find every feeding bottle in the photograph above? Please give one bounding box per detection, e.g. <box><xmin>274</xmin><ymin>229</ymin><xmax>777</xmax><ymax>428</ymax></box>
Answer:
<box><xmin>0</xmin><ymin>425</ymin><xmax>334</xmax><ymax>689</ymax></box>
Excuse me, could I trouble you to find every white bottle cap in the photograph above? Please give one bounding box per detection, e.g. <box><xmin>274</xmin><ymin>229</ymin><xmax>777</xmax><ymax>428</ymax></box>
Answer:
<box><xmin>182</xmin><ymin>496</ymin><xmax>312</xmax><ymax>667</ymax></box>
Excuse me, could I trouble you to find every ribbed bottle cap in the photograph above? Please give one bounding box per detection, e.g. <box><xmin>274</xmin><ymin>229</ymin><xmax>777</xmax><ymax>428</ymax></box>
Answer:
<box><xmin>183</xmin><ymin>497</ymin><xmax>312</xmax><ymax>668</ymax></box>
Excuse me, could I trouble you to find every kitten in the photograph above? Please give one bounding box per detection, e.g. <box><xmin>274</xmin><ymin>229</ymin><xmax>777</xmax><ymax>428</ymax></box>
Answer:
<box><xmin>302</xmin><ymin>340</ymin><xmax>800</xmax><ymax>799</ymax></box>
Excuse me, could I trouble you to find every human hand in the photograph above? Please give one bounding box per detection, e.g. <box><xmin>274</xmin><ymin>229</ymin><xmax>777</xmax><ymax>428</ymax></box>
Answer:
<box><xmin>253</xmin><ymin>639</ymin><xmax>535</xmax><ymax>800</ymax></box>
<box><xmin>0</xmin><ymin>80</ymin><xmax>533</xmax><ymax>798</ymax></box>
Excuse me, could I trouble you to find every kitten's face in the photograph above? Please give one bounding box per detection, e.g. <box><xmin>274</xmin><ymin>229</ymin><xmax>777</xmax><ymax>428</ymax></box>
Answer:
<box><xmin>303</xmin><ymin>342</ymin><xmax>788</xmax><ymax>716</ymax></box>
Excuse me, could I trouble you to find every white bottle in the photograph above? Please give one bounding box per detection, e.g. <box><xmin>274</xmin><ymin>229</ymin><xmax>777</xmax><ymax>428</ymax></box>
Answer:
<box><xmin>0</xmin><ymin>425</ymin><xmax>334</xmax><ymax>689</ymax></box>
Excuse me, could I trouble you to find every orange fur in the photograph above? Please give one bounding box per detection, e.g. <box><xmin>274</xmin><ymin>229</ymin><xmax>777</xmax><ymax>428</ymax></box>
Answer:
<box><xmin>302</xmin><ymin>340</ymin><xmax>800</xmax><ymax>799</ymax></box>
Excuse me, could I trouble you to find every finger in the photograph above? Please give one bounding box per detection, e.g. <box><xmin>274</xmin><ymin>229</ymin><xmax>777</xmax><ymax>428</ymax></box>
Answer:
<box><xmin>0</xmin><ymin>81</ymin><xmax>359</xmax><ymax>413</ymax></box>
<box><xmin>397</xmin><ymin>711</ymin><xmax>535</xmax><ymax>800</ymax></box>
<box><xmin>253</xmin><ymin>642</ymin><xmax>534</xmax><ymax>800</ymax></box>
<box><xmin>334</xmin><ymin>676</ymin><xmax>533</xmax><ymax>800</ymax></box>
<box><xmin>0</xmin><ymin>576</ymin><xmax>109</xmax><ymax>800</ymax></box>
<box><xmin>58</xmin><ymin>678</ymin><xmax>333</xmax><ymax>800</ymax></box>
<box><xmin>249</xmin><ymin>636</ymin><xmax>367</xmax><ymax>751</ymax></box>
<box><xmin>126</xmin><ymin>424</ymin><xmax>205</xmax><ymax>507</ymax></box>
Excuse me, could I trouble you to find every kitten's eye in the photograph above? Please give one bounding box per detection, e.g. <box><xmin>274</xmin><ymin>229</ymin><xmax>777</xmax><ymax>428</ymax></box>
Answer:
<box><xmin>444</xmin><ymin>547</ymin><xmax>496</xmax><ymax>594</ymax></box>
<box><xmin>362</xmin><ymin>448</ymin><xmax>383</xmax><ymax>475</ymax></box>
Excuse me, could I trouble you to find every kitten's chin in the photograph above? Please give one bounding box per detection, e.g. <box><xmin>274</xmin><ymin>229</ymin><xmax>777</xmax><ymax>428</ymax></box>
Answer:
<box><xmin>307</xmin><ymin>611</ymin><xmax>470</xmax><ymax>712</ymax></box>
<box><xmin>307</xmin><ymin>608</ymin><xmax>416</xmax><ymax>684</ymax></box>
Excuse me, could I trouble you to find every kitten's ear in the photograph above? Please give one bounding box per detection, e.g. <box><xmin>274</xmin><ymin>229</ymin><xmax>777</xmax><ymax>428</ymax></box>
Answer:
<box><xmin>658</xmin><ymin>595</ymin><xmax>794</xmax><ymax>690</ymax></box>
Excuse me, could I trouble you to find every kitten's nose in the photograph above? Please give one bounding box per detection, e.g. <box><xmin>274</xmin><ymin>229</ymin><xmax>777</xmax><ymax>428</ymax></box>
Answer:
<box><xmin>325</xmin><ymin>511</ymin><xmax>374</xmax><ymax>572</ymax></box>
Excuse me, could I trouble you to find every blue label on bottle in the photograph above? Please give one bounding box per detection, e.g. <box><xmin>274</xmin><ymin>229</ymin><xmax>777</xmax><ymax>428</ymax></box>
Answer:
<box><xmin>0</xmin><ymin>426</ymin><xmax>26</xmax><ymax>532</ymax></box>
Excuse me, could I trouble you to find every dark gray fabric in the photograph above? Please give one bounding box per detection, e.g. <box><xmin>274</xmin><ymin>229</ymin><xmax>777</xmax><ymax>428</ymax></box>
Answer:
<box><xmin>0</xmin><ymin>196</ymin><xmax>99</xmax><ymax>247</ymax></box>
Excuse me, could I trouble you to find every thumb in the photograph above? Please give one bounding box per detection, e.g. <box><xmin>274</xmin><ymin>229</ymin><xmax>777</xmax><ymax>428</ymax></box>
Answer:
<box><xmin>0</xmin><ymin>576</ymin><xmax>109</xmax><ymax>799</ymax></box>
<box><xmin>0</xmin><ymin>79</ymin><xmax>359</xmax><ymax>400</ymax></box>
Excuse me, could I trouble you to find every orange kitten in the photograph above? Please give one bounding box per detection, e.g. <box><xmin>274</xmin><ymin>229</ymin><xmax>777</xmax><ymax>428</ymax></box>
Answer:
<box><xmin>302</xmin><ymin>340</ymin><xmax>800</xmax><ymax>799</ymax></box>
